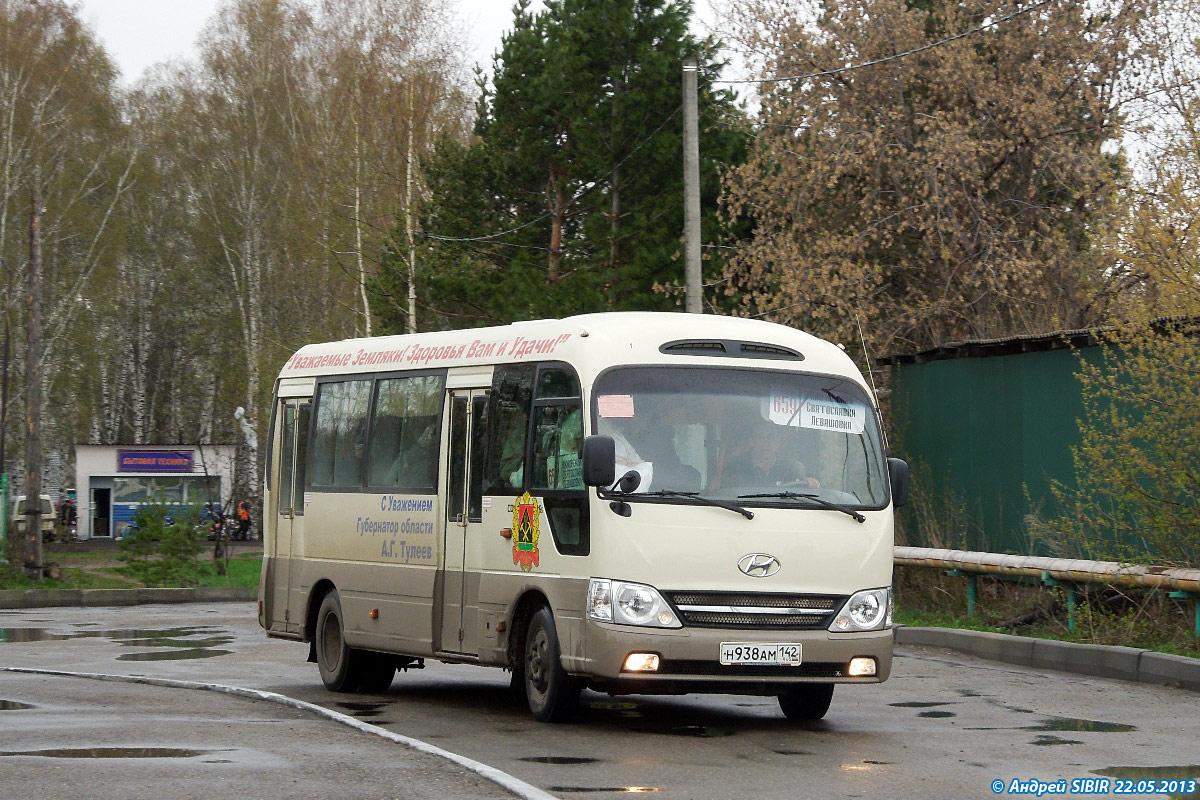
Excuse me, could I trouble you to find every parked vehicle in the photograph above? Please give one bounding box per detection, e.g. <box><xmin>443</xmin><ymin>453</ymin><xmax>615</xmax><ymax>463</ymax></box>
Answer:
<box><xmin>13</xmin><ymin>495</ymin><xmax>55</xmax><ymax>538</ymax></box>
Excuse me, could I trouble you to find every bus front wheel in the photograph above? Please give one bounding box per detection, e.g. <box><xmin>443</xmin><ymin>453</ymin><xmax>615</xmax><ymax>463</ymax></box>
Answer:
<box><xmin>524</xmin><ymin>607</ymin><xmax>580</xmax><ymax>722</ymax></box>
<box><xmin>315</xmin><ymin>590</ymin><xmax>364</xmax><ymax>692</ymax></box>
<box><xmin>778</xmin><ymin>684</ymin><xmax>834</xmax><ymax>721</ymax></box>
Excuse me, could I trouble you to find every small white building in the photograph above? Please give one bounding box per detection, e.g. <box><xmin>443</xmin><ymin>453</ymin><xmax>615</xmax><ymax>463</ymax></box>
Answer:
<box><xmin>74</xmin><ymin>444</ymin><xmax>237</xmax><ymax>539</ymax></box>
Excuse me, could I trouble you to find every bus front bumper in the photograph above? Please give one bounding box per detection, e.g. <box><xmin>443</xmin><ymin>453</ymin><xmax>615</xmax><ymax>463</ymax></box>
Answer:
<box><xmin>573</xmin><ymin>621</ymin><xmax>893</xmax><ymax>695</ymax></box>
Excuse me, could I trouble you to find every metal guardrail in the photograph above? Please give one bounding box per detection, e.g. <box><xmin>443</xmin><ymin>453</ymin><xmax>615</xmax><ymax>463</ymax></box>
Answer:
<box><xmin>894</xmin><ymin>546</ymin><xmax>1200</xmax><ymax>636</ymax></box>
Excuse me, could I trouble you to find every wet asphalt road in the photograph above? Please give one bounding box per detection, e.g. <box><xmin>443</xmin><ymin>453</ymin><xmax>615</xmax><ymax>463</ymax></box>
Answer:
<box><xmin>1</xmin><ymin>603</ymin><xmax>1198</xmax><ymax>799</ymax></box>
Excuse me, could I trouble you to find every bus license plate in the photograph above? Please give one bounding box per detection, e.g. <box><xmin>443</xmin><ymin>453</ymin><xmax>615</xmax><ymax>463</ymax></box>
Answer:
<box><xmin>719</xmin><ymin>642</ymin><xmax>802</xmax><ymax>666</ymax></box>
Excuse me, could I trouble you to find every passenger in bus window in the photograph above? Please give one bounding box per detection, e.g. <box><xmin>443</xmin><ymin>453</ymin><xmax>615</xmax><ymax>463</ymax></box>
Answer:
<box><xmin>531</xmin><ymin>406</ymin><xmax>583</xmax><ymax>490</ymax></box>
<box><xmin>639</xmin><ymin>424</ymin><xmax>701</xmax><ymax>492</ymax></box>
<box><xmin>383</xmin><ymin>422</ymin><xmax>437</xmax><ymax>489</ymax></box>
<box><xmin>333</xmin><ymin>423</ymin><xmax>365</xmax><ymax>486</ymax></box>
<box><xmin>725</xmin><ymin>421</ymin><xmax>820</xmax><ymax>490</ymax></box>
<box><xmin>598</xmin><ymin>415</ymin><xmax>652</xmax><ymax>491</ymax></box>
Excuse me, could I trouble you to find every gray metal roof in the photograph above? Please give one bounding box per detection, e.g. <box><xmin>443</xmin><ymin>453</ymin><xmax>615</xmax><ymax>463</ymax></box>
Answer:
<box><xmin>877</xmin><ymin>315</ymin><xmax>1199</xmax><ymax>365</ymax></box>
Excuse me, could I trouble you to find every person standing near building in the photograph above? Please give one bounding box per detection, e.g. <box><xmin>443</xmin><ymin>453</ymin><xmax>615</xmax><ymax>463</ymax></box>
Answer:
<box><xmin>235</xmin><ymin>499</ymin><xmax>253</xmax><ymax>541</ymax></box>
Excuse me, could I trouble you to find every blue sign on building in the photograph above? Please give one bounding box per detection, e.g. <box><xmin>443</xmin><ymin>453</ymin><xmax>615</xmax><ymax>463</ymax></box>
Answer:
<box><xmin>116</xmin><ymin>450</ymin><xmax>194</xmax><ymax>472</ymax></box>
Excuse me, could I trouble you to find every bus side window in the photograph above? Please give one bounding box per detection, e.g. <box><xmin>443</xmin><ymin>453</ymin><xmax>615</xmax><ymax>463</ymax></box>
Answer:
<box><xmin>532</xmin><ymin>364</ymin><xmax>588</xmax><ymax>555</ymax></box>
<box><xmin>310</xmin><ymin>379</ymin><xmax>371</xmax><ymax>489</ymax></box>
<box><xmin>468</xmin><ymin>396</ymin><xmax>488</xmax><ymax>521</ymax></box>
<box><xmin>483</xmin><ymin>364</ymin><xmax>535</xmax><ymax>494</ymax></box>
<box><xmin>294</xmin><ymin>403</ymin><xmax>310</xmax><ymax>512</ymax></box>
<box><xmin>531</xmin><ymin>404</ymin><xmax>582</xmax><ymax>490</ymax></box>
<box><xmin>367</xmin><ymin>373</ymin><xmax>444</xmax><ymax>491</ymax></box>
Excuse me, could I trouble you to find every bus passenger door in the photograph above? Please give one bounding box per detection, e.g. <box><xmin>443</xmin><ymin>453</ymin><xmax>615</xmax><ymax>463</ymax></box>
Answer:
<box><xmin>439</xmin><ymin>389</ymin><xmax>488</xmax><ymax>655</ymax></box>
<box><xmin>269</xmin><ymin>399</ymin><xmax>309</xmax><ymax>635</ymax></box>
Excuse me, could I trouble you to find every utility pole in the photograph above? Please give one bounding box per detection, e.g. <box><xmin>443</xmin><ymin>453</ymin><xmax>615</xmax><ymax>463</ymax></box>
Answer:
<box><xmin>24</xmin><ymin>180</ymin><xmax>44</xmax><ymax>579</ymax></box>
<box><xmin>682</xmin><ymin>58</ymin><xmax>702</xmax><ymax>314</ymax></box>
<box><xmin>405</xmin><ymin>89</ymin><xmax>418</xmax><ymax>334</ymax></box>
<box><xmin>0</xmin><ymin>317</ymin><xmax>8</xmax><ymax>563</ymax></box>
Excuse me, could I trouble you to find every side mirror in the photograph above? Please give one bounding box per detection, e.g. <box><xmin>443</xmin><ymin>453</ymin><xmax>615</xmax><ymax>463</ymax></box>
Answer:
<box><xmin>583</xmin><ymin>435</ymin><xmax>616</xmax><ymax>487</ymax></box>
<box><xmin>887</xmin><ymin>457</ymin><xmax>910</xmax><ymax>509</ymax></box>
<box><xmin>616</xmin><ymin>469</ymin><xmax>641</xmax><ymax>493</ymax></box>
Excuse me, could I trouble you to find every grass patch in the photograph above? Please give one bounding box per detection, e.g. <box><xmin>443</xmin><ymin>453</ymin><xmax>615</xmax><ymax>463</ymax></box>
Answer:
<box><xmin>1</xmin><ymin>553</ymin><xmax>261</xmax><ymax>592</ymax></box>
<box><xmin>0</xmin><ymin>563</ymin><xmax>137</xmax><ymax>591</ymax></box>
<box><xmin>199</xmin><ymin>555</ymin><xmax>261</xmax><ymax>589</ymax></box>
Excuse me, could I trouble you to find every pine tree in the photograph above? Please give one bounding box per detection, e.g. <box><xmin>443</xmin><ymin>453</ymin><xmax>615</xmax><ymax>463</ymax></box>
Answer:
<box><xmin>375</xmin><ymin>0</ymin><xmax>747</xmax><ymax>330</ymax></box>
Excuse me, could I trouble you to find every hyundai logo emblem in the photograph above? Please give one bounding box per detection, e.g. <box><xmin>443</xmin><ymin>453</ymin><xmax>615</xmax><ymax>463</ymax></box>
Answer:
<box><xmin>738</xmin><ymin>553</ymin><xmax>781</xmax><ymax>578</ymax></box>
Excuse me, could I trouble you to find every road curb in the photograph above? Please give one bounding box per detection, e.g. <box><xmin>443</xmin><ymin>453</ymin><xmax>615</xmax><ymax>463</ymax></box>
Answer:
<box><xmin>0</xmin><ymin>667</ymin><xmax>558</xmax><ymax>800</ymax></box>
<box><xmin>896</xmin><ymin>626</ymin><xmax>1200</xmax><ymax>691</ymax></box>
<box><xmin>0</xmin><ymin>586</ymin><xmax>255</xmax><ymax>609</ymax></box>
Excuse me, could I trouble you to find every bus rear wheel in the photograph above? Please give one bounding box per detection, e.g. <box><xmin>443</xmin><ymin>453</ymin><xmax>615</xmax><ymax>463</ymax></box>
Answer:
<box><xmin>778</xmin><ymin>684</ymin><xmax>834</xmax><ymax>721</ymax></box>
<box><xmin>315</xmin><ymin>590</ymin><xmax>365</xmax><ymax>692</ymax></box>
<box><xmin>524</xmin><ymin>607</ymin><xmax>580</xmax><ymax>722</ymax></box>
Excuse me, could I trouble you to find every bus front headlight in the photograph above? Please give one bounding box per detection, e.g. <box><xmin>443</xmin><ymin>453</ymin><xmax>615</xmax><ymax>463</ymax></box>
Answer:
<box><xmin>587</xmin><ymin>578</ymin><xmax>681</xmax><ymax>628</ymax></box>
<box><xmin>829</xmin><ymin>588</ymin><xmax>891</xmax><ymax>632</ymax></box>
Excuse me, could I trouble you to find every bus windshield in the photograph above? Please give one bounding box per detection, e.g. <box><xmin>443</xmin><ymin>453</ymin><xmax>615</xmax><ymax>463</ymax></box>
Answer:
<box><xmin>593</xmin><ymin>366</ymin><xmax>888</xmax><ymax>509</ymax></box>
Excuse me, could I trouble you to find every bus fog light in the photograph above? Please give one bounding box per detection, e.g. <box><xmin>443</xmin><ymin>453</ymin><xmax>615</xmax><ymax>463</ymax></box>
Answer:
<box><xmin>848</xmin><ymin>657</ymin><xmax>877</xmax><ymax>677</ymax></box>
<box><xmin>623</xmin><ymin>653</ymin><xmax>660</xmax><ymax>672</ymax></box>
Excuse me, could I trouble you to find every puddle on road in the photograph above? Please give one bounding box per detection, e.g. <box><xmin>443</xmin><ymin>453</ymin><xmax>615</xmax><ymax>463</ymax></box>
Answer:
<box><xmin>118</xmin><ymin>637</ymin><xmax>233</xmax><ymax>649</ymax></box>
<box><xmin>1093</xmin><ymin>767</ymin><xmax>1200</xmax><ymax>799</ymax></box>
<box><xmin>889</xmin><ymin>701</ymin><xmax>953</xmax><ymax>708</ymax></box>
<box><xmin>668</xmin><ymin>725</ymin><xmax>733</xmax><ymax>738</ymax></box>
<box><xmin>0</xmin><ymin>626</ymin><xmax>223</xmax><ymax>643</ymax></box>
<box><xmin>0</xmin><ymin>626</ymin><xmax>233</xmax><ymax>662</ymax></box>
<box><xmin>966</xmin><ymin>717</ymin><xmax>1138</xmax><ymax>734</ymax></box>
<box><xmin>919</xmin><ymin>711</ymin><xmax>956</xmax><ymax>718</ymax></box>
<box><xmin>1031</xmin><ymin>735</ymin><xmax>1083</xmax><ymax>746</ymax></box>
<box><xmin>550</xmin><ymin>787</ymin><xmax>661</xmax><ymax>794</ymax></box>
<box><xmin>0</xmin><ymin>747</ymin><xmax>223</xmax><ymax>759</ymax></box>
<box><xmin>336</xmin><ymin>702</ymin><xmax>392</xmax><ymax>718</ymax></box>
<box><xmin>1030</xmin><ymin>718</ymin><xmax>1136</xmax><ymax>733</ymax></box>
<box><xmin>0</xmin><ymin>700</ymin><xmax>36</xmax><ymax>710</ymax></box>
<box><xmin>586</xmin><ymin>701</ymin><xmax>647</xmax><ymax>719</ymax></box>
<box><xmin>521</xmin><ymin>756</ymin><xmax>602</xmax><ymax>765</ymax></box>
<box><xmin>117</xmin><ymin>649</ymin><xmax>233</xmax><ymax>662</ymax></box>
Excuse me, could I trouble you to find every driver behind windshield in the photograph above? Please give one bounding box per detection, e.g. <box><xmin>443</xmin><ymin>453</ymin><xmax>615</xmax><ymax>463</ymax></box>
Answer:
<box><xmin>725</xmin><ymin>420</ymin><xmax>820</xmax><ymax>490</ymax></box>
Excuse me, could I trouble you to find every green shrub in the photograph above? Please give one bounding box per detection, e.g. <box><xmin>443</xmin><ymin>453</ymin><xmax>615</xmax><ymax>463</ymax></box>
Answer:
<box><xmin>118</xmin><ymin>503</ymin><xmax>205</xmax><ymax>587</ymax></box>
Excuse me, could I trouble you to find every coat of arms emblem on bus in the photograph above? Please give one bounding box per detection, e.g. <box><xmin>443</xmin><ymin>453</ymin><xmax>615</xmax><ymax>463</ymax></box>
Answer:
<box><xmin>512</xmin><ymin>491</ymin><xmax>541</xmax><ymax>571</ymax></box>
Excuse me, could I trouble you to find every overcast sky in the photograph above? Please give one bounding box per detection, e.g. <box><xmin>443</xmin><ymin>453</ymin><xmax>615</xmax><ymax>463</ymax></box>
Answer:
<box><xmin>76</xmin><ymin>0</ymin><xmax>731</xmax><ymax>87</ymax></box>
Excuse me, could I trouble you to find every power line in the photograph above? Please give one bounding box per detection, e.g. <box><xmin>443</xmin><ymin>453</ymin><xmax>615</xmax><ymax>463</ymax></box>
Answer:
<box><xmin>714</xmin><ymin>0</ymin><xmax>1056</xmax><ymax>86</ymax></box>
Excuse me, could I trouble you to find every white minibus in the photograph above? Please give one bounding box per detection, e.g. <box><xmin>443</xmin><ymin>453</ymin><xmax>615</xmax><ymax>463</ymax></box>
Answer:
<box><xmin>259</xmin><ymin>313</ymin><xmax>909</xmax><ymax>722</ymax></box>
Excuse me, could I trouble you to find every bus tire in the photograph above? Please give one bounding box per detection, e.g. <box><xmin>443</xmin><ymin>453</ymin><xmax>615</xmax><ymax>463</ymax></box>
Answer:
<box><xmin>315</xmin><ymin>590</ymin><xmax>363</xmax><ymax>693</ymax></box>
<box><xmin>524</xmin><ymin>607</ymin><xmax>580</xmax><ymax>722</ymax></box>
<box><xmin>357</xmin><ymin>653</ymin><xmax>397</xmax><ymax>694</ymax></box>
<box><xmin>778</xmin><ymin>684</ymin><xmax>834</xmax><ymax>721</ymax></box>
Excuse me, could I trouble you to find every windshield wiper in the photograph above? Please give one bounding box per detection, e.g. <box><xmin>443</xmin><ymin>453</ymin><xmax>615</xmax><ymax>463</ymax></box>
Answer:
<box><xmin>737</xmin><ymin>492</ymin><xmax>866</xmax><ymax>523</ymax></box>
<box><xmin>605</xmin><ymin>489</ymin><xmax>754</xmax><ymax>520</ymax></box>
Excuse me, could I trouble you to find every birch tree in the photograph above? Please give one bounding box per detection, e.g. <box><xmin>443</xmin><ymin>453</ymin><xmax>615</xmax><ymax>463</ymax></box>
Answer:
<box><xmin>0</xmin><ymin>0</ymin><xmax>133</xmax><ymax>473</ymax></box>
<box><xmin>175</xmin><ymin>0</ymin><xmax>322</xmax><ymax>490</ymax></box>
<box><xmin>315</xmin><ymin>0</ymin><xmax>470</xmax><ymax>337</ymax></box>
